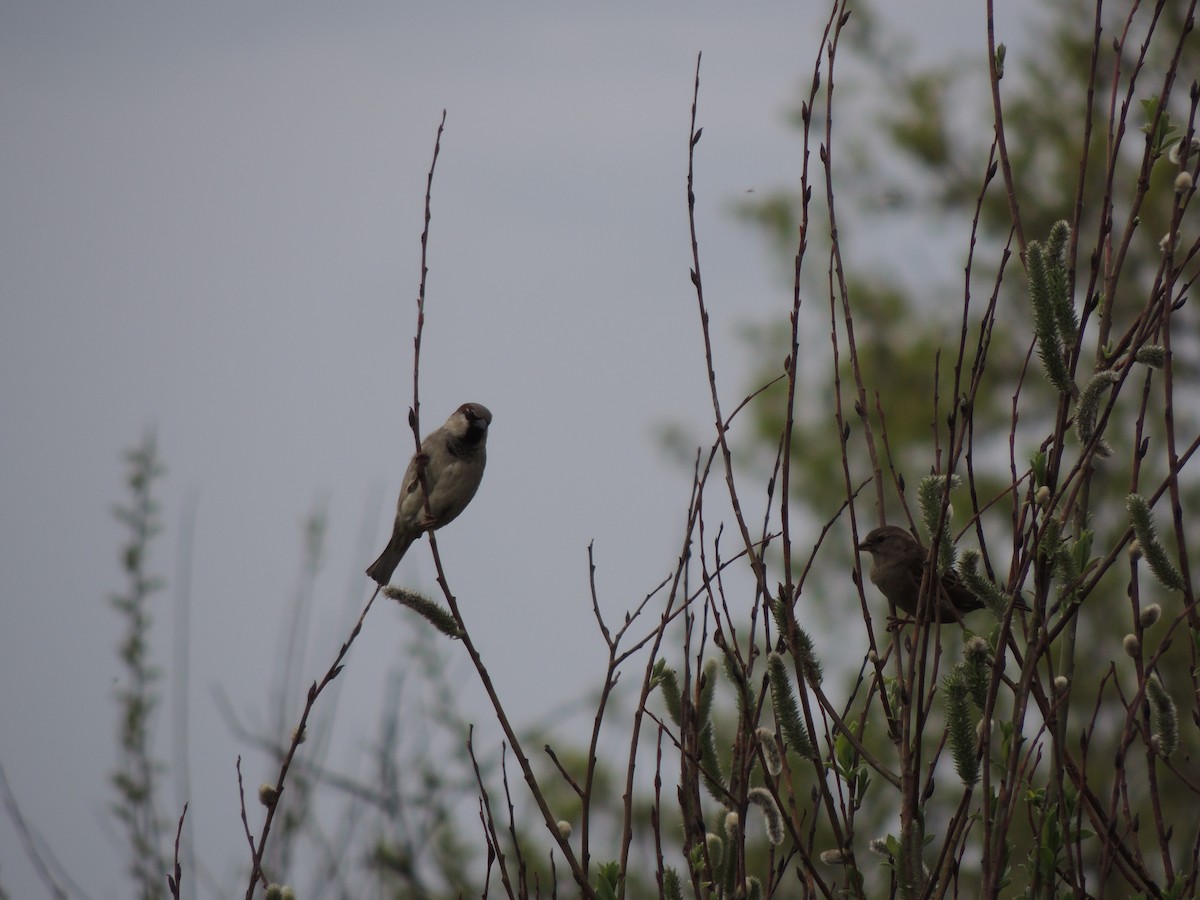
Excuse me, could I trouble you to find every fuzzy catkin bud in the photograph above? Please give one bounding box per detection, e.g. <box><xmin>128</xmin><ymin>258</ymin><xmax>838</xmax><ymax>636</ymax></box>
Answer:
<box><xmin>662</xmin><ymin>867</ymin><xmax>684</xmax><ymax>900</ymax></box>
<box><xmin>747</xmin><ymin>787</ymin><xmax>784</xmax><ymax>846</ymax></box>
<box><xmin>767</xmin><ymin>652</ymin><xmax>815</xmax><ymax>759</ymax></box>
<box><xmin>820</xmin><ymin>848</ymin><xmax>847</xmax><ymax>865</ymax></box>
<box><xmin>698</xmin><ymin>723</ymin><xmax>724</xmax><ymax>801</ymax></box>
<box><xmin>1035</xmin><ymin>485</ymin><xmax>1051</xmax><ymax>507</ymax></box>
<box><xmin>1139</xmin><ymin>604</ymin><xmax>1162</xmax><ymax>628</ymax></box>
<box><xmin>704</xmin><ymin>833</ymin><xmax>724</xmax><ymax>874</ymax></box>
<box><xmin>1127</xmin><ymin>495</ymin><xmax>1185</xmax><ymax>591</ymax></box>
<box><xmin>958</xmin><ymin>550</ymin><xmax>1015</xmax><ymax>620</ymax></box>
<box><xmin>383</xmin><ymin>586</ymin><xmax>463</xmax><ymax>639</ymax></box>
<box><xmin>917</xmin><ymin>474</ymin><xmax>960</xmax><ymax>571</ymax></box>
<box><xmin>965</xmin><ymin>636</ymin><xmax>990</xmax><ymax>661</ymax></box>
<box><xmin>657</xmin><ymin>666</ymin><xmax>683</xmax><ymax>727</ymax></box>
<box><xmin>1132</xmin><ymin>348</ymin><xmax>1161</xmax><ymax>369</ymax></box>
<box><xmin>1075</xmin><ymin>370</ymin><xmax>1120</xmax><ymax>451</ymax></box>
<box><xmin>1027</xmin><ymin>234</ymin><xmax>1075</xmax><ymax>393</ymax></box>
<box><xmin>1135</xmin><ymin>345</ymin><xmax>1165</xmax><ymax>368</ymax></box>
<box><xmin>756</xmin><ymin>727</ymin><xmax>783</xmax><ymax>776</ymax></box>
<box><xmin>1054</xmin><ymin>675</ymin><xmax>1070</xmax><ymax>693</ymax></box>
<box><xmin>1123</xmin><ymin>634</ymin><xmax>1141</xmax><ymax>658</ymax></box>
<box><xmin>1168</xmin><ymin>136</ymin><xmax>1200</xmax><ymax>165</ymax></box>
<box><xmin>556</xmin><ymin>820</ymin><xmax>572</xmax><ymax>840</ymax></box>
<box><xmin>792</xmin><ymin>624</ymin><xmax>824</xmax><ymax>686</ymax></box>
<box><xmin>1147</xmin><ymin>674</ymin><xmax>1179</xmax><ymax>758</ymax></box>
<box><xmin>724</xmin><ymin>811</ymin><xmax>740</xmax><ymax>839</ymax></box>
<box><xmin>944</xmin><ymin>669</ymin><xmax>979</xmax><ymax>786</ymax></box>
<box><xmin>1176</xmin><ymin>171</ymin><xmax>1193</xmax><ymax>192</ymax></box>
<box><xmin>259</xmin><ymin>784</ymin><xmax>279</xmax><ymax>808</ymax></box>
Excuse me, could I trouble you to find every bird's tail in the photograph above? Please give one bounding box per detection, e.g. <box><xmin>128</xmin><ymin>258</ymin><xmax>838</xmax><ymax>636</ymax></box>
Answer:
<box><xmin>366</xmin><ymin>531</ymin><xmax>416</xmax><ymax>586</ymax></box>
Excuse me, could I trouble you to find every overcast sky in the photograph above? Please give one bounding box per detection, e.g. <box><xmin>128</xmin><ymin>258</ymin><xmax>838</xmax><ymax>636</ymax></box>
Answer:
<box><xmin>0</xmin><ymin>2</ymin><xmax>1024</xmax><ymax>895</ymax></box>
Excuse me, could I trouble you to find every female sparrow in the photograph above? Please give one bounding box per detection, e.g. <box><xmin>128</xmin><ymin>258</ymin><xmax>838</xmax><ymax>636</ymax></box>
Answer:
<box><xmin>857</xmin><ymin>524</ymin><xmax>985</xmax><ymax>624</ymax></box>
<box><xmin>366</xmin><ymin>402</ymin><xmax>491</xmax><ymax>585</ymax></box>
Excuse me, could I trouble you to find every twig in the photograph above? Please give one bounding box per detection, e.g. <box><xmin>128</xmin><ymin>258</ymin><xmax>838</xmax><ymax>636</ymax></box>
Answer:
<box><xmin>468</xmin><ymin>726</ymin><xmax>513</xmax><ymax>897</ymax></box>
<box><xmin>236</xmin><ymin>757</ymin><xmax>258</xmax><ymax>887</ymax></box>
<box><xmin>167</xmin><ymin>803</ymin><xmax>188</xmax><ymax>900</ymax></box>
<box><xmin>242</xmin><ymin>588</ymin><xmax>381</xmax><ymax>898</ymax></box>
<box><xmin>0</xmin><ymin>762</ymin><xmax>85</xmax><ymax>900</ymax></box>
<box><xmin>985</xmin><ymin>0</ymin><xmax>1026</xmax><ymax>258</ymax></box>
<box><xmin>685</xmin><ymin>52</ymin><xmax>769</xmax><ymax>602</ymax></box>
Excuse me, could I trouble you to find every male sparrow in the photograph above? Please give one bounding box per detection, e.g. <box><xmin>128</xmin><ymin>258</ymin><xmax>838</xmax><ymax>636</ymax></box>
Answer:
<box><xmin>857</xmin><ymin>524</ymin><xmax>987</xmax><ymax>624</ymax></box>
<box><xmin>366</xmin><ymin>402</ymin><xmax>491</xmax><ymax>586</ymax></box>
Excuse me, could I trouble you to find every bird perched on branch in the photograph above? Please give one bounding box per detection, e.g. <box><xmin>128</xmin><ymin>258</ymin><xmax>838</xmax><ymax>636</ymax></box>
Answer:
<box><xmin>857</xmin><ymin>524</ymin><xmax>1003</xmax><ymax>625</ymax></box>
<box><xmin>366</xmin><ymin>402</ymin><xmax>491</xmax><ymax>586</ymax></box>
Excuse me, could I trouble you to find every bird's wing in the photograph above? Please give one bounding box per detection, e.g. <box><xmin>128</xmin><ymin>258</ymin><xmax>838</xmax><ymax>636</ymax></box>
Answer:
<box><xmin>941</xmin><ymin>569</ymin><xmax>985</xmax><ymax>612</ymax></box>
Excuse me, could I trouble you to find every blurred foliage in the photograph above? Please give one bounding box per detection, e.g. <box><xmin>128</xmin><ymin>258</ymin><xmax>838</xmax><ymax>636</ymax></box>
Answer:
<box><xmin>739</xmin><ymin>0</ymin><xmax>1199</xmax><ymax>556</ymax></box>
<box><xmin>110</xmin><ymin>432</ymin><xmax>170</xmax><ymax>900</ymax></box>
<box><xmin>730</xmin><ymin>0</ymin><xmax>1200</xmax><ymax>895</ymax></box>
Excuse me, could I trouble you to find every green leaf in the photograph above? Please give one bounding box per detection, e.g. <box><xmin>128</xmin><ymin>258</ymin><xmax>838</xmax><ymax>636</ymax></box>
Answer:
<box><xmin>593</xmin><ymin>861</ymin><xmax>621</xmax><ymax>900</ymax></box>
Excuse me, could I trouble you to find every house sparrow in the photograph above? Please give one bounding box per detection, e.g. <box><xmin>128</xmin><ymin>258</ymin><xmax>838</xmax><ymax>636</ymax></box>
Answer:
<box><xmin>366</xmin><ymin>402</ymin><xmax>491</xmax><ymax>586</ymax></box>
<box><xmin>857</xmin><ymin>524</ymin><xmax>985</xmax><ymax>624</ymax></box>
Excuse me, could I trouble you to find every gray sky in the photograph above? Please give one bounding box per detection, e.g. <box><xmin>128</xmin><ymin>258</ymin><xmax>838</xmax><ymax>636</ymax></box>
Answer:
<box><xmin>0</xmin><ymin>2</ymin><xmax>1014</xmax><ymax>895</ymax></box>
